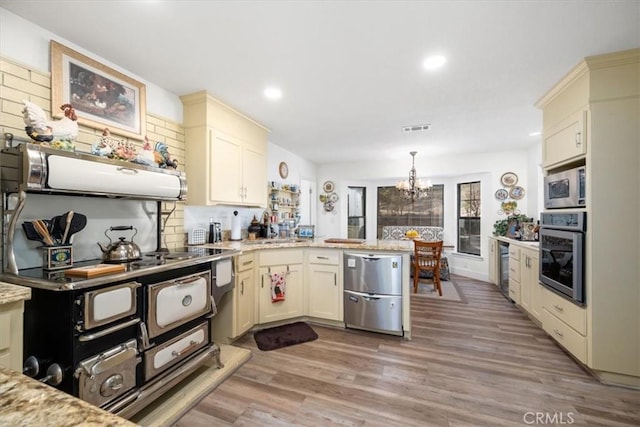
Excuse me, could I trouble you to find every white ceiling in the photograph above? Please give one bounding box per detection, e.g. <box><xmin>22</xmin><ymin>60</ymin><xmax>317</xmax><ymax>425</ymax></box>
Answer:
<box><xmin>1</xmin><ymin>1</ymin><xmax>639</xmax><ymax>165</ymax></box>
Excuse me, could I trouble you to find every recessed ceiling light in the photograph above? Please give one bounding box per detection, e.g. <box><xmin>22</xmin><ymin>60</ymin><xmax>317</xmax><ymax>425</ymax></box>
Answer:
<box><xmin>423</xmin><ymin>55</ymin><xmax>446</xmax><ymax>71</ymax></box>
<box><xmin>264</xmin><ymin>87</ymin><xmax>282</xmax><ymax>100</ymax></box>
<box><xmin>529</xmin><ymin>131</ymin><xmax>541</xmax><ymax>137</ymax></box>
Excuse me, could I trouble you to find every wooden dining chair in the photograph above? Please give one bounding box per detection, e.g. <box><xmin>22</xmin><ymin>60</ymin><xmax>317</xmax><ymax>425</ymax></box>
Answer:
<box><xmin>413</xmin><ymin>240</ymin><xmax>444</xmax><ymax>295</ymax></box>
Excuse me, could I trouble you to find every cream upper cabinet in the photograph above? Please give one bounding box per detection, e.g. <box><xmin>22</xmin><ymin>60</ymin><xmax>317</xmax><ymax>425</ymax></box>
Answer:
<box><xmin>181</xmin><ymin>91</ymin><xmax>269</xmax><ymax>207</ymax></box>
<box><xmin>542</xmin><ymin>110</ymin><xmax>587</xmax><ymax>168</ymax></box>
<box><xmin>307</xmin><ymin>249</ymin><xmax>342</xmax><ymax>321</ymax></box>
<box><xmin>258</xmin><ymin>250</ymin><xmax>304</xmax><ymax>324</ymax></box>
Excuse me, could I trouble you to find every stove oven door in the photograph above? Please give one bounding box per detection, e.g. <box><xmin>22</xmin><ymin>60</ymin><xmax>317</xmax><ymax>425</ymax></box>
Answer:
<box><xmin>147</xmin><ymin>271</ymin><xmax>211</xmax><ymax>338</ymax></box>
<box><xmin>144</xmin><ymin>321</ymin><xmax>209</xmax><ymax>380</ymax></box>
<box><xmin>75</xmin><ymin>339</ymin><xmax>140</xmax><ymax>408</ymax></box>
<box><xmin>81</xmin><ymin>282</ymin><xmax>141</xmax><ymax>331</ymax></box>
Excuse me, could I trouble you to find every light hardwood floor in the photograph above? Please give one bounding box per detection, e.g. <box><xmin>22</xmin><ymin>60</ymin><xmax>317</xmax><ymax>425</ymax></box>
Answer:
<box><xmin>174</xmin><ymin>276</ymin><xmax>640</xmax><ymax>426</ymax></box>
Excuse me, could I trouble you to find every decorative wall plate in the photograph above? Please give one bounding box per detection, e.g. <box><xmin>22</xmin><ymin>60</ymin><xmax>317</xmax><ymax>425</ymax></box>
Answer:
<box><xmin>278</xmin><ymin>161</ymin><xmax>289</xmax><ymax>179</ymax></box>
<box><xmin>500</xmin><ymin>172</ymin><xmax>518</xmax><ymax>187</ymax></box>
<box><xmin>323</xmin><ymin>181</ymin><xmax>335</xmax><ymax>193</ymax></box>
<box><xmin>495</xmin><ymin>188</ymin><xmax>509</xmax><ymax>201</ymax></box>
<box><xmin>509</xmin><ymin>185</ymin><xmax>525</xmax><ymax>200</ymax></box>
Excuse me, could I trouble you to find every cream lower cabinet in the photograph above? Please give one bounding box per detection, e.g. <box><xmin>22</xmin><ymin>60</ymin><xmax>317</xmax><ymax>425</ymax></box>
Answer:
<box><xmin>258</xmin><ymin>249</ymin><xmax>304</xmax><ymax>324</ymax></box>
<box><xmin>307</xmin><ymin>250</ymin><xmax>342</xmax><ymax>321</ymax></box>
<box><xmin>235</xmin><ymin>253</ymin><xmax>255</xmax><ymax>336</ymax></box>
<box><xmin>0</xmin><ymin>300</ymin><xmax>25</xmax><ymax>372</ymax></box>
<box><xmin>541</xmin><ymin>286</ymin><xmax>587</xmax><ymax>364</ymax></box>
<box><xmin>488</xmin><ymin>237</ymin><xmax>499</xmax><ymax>286</ymax></box>
<box><xmin>519</xmin><ymin>246</ymin><xmax>539</xmax><ymax>318</ymax></box>
<box><xmin>507</xmin><ymin>245</ymin><xmax>521</xmax><ymax>304</ymax></box>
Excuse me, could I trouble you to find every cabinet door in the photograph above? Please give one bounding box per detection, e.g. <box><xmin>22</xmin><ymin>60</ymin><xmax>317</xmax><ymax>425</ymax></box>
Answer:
<box><xmin>488</xmin><ymin>238</ymin><xmax>499</xmax><ymax>286</ymax></box>
<box><xmin>308</xmin><ymin>264</ymin><xmax>342</xmax><ymax>321</ymax></box>
<box><xmin>543</xmin><ymin>110</ymin><xmax>587</xmax><ymax>168</ymax></box>
<box><xmin>209</xmin><ymin>129</ymin><xmax>243</xmax><ymax>204</ymax></box>
<box><xmin>520</xmin><ymin>253</ymin><xmax>532</xmax><ymax>312</ymax></box>
<box><xmin>258</xmin><ymin>264</ymin><xmax>303</xmax><ymax>323</ymax></box>
<box><xmin>242</xmin><ymin>144</ymin><xmax>266</xmax><ymax>206</ymax></box>
<box><xmin>235</xmin><ymin>268</ymin><xmax>255</xmax><ymax>336</ymax></box>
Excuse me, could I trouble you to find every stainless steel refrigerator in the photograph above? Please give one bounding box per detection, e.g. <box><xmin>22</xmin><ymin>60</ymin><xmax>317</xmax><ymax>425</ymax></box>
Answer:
<box><xmin>343</xmin><ymin>252</ymin><xmax>403</xmax><ymax>336</ymax></box>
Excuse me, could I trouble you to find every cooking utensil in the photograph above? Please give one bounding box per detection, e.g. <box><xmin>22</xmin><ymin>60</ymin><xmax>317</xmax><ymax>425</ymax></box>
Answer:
<box><xmin>33</xmin><ymin>219</ymin><xmax>54</xmax><ymax>246</ymax></box>
<box><xmin>58</xmin><ymin>212</ymin><xmax>87</xmax><ymax>244</ymax></box>
<box><xmin>98</xmin><ymin>226</ymin><xmax>142</xmax><ymax>262</ymax></box>
<box><xmin>22</xmin><ymin>222</ymin><xmax>43</xmax><ymax>242</ymax></box>
<box><xmin>61</xmin><ymin>211</ymin><xmax>74</xmax><ymax>244</ymax></box>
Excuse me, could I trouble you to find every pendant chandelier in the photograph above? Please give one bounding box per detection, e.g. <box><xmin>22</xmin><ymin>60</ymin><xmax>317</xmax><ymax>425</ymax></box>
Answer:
<box><xmin>396</xmin><ymin>151</ymin><xmax>432</xmax><ymax>202</ymax></box>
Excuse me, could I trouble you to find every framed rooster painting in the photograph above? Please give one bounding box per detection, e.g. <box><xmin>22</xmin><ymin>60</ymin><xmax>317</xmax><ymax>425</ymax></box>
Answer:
<box><xmin>50</xmin><ymin>40</ymin><xmax>146</xmax><ymax>140</ymax></box>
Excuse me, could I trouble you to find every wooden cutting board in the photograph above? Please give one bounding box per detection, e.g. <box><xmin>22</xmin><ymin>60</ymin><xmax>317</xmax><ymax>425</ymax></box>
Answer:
<box><xmin>64</xmin><ymin>263</ymin><xmax>126</xmax><ymax>278</ymax></box>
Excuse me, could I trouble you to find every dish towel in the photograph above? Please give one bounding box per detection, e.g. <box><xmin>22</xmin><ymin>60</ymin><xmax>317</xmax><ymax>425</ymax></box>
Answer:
<box><xmin>270</xmin><ymin>272</ymin><xmax>287</xmax><ymax>302</ymax></box>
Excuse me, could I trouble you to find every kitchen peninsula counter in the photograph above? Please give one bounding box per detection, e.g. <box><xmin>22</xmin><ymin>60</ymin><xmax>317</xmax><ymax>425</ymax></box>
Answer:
<box><xmin>0</xmin><ymin>366</ymin><xmax>136</xmax><ymax>426</ymax></box>
<box><xmin>202</xmin><ymin>238</ymin><xmax>416</xmax><ymax>252</ymax></box>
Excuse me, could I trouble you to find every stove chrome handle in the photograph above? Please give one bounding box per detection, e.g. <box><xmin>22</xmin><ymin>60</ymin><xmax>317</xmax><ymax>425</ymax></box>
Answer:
<box><xmin>78</xmin><ymin>318</ymin><xmax>140</xmax><ymax>342</ymax></box>
<box><xmin>171</xmin><ymin>340</ymin><xmax>200</xmax><ymax>358</ymax></box>
<box><xmin>139</xmin><ymin>321</ymin><xmax>153</xmax><ymax>350</ymax></box>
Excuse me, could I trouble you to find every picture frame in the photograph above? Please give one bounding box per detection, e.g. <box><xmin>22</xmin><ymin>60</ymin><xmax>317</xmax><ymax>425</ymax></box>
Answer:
<box><xmin>50</xmin><ymin>40</ymin><xmax>146</xmax><ymax>140</ymax></box>
<box><xmin>297</xmin><ymin>225</ymin><xmax>315</xmax><ymax>239</ymax></box>
<box><xmin>505</xmin><ymin>218</ymin><xmax>520</xmax><ymax>238</ymax></box>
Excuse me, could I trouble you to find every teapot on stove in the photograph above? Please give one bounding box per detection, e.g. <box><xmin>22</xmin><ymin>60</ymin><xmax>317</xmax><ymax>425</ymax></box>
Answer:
<box><xmin>98</xmin><ymin>226</ymin><xmax>142</xmax><ymax>262</ymax></box>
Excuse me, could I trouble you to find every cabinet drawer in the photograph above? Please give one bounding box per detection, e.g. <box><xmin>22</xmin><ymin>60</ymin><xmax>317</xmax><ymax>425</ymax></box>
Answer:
<box><xmin>259</xmin><ymin>249</ymin><xmax>303</xmax><ymax>266</ymax></box>
<box><xmin>0</xmin><ymin>312</ymin><xmax>10</xmax><ymax>351</ymax></box>
<box><xmin>236</xmin><ymin>253</ymin><xmax>255</xmax><ymax>272</ymax></box>
<box><xmin>508</xmin><ymin>279</ymin><xmax>521</xmax><ymax>304</ymax></box>
<box><xmin>508</xmin><ymin>258</ymin><xmax>521</xmax><ymax>282</ymax></box>
<box><xmin>308</xmin><ymin>250</ymin><xmax>340</xmax><ymax>265</ymax></box>
<box><xmin>542</xmin><ymin>287</ymin><xmax>586</xmax><ymax>335</ymax></box>
<box><xmin>542</xmin><ymin>308</ymin><xmax>587</xmax><ymax>364</ymax></box>
<box><xmin>508</xmin><ymin>246</ymin><xmax>520</xmax><ymax>261</ymax></box>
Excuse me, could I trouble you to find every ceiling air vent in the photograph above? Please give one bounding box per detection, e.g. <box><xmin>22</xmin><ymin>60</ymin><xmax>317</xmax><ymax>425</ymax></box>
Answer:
<box><xmin>402</xmin><ymin>124</ymin><xmax>431</xmax><ymax>133</ymax></box>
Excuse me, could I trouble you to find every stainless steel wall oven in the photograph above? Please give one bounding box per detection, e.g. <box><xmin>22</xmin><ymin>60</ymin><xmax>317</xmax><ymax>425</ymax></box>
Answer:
<box><xmin>539</xmin><ymin>211</ymin><xmax>586</xmax><ymax>305</ymax></box>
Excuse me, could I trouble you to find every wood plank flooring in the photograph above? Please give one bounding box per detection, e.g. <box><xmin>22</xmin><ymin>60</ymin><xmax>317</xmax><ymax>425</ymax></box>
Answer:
<box><xmin>174</xmin><ymin>276</ymin><xmax>640</xmax><ymax>426</ymax></box>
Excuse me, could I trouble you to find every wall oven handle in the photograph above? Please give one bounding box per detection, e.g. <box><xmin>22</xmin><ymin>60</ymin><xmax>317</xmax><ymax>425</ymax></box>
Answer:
<box><xmin>78</xmin><ymin>318</ymin><xmax>140</xmax><ymax>342</ymax></box>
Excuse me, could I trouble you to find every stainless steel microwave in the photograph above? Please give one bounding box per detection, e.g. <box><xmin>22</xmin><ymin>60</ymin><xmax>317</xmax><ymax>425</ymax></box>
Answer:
<box><xmin>543</xmin><ymin>166</ymin><xmax>586</xmax><ymax>209</ymax></box>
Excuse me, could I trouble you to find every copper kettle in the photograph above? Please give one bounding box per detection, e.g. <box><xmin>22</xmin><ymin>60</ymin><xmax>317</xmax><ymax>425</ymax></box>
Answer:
<box><xmin>97</xmin><ymin>226</ymin><xmax>142</xmax><ymax>262</ymax></box>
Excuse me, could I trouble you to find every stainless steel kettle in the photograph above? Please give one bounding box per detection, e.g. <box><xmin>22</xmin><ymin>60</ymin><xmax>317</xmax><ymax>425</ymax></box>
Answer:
<box><xmin>97</xmin><ymin>226</ymin><xmax>142</xmax><ymax>262</ymax></box>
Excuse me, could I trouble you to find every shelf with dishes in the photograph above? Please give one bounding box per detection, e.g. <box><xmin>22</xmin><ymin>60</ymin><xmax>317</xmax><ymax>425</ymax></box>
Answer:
<box><xmin>268</xmin><ymin>183</ymin><xmax>301</xmax><ymax>223</ymax></box>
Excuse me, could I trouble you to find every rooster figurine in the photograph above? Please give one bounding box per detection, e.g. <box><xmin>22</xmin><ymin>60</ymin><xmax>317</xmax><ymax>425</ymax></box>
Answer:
<box><xmin>153</xmin><ymin>141</ymin><xmax>178</xmax><ymax>169</ymax></box>
<box><xmin>132</xmin><ymin>136</ymin><xmax>157</xmax><ymax>167</ymax></box>
<box><xmin>22</xmin><ymin>101</ymin><xmax>79</xmax><ymax>143</ymax></box>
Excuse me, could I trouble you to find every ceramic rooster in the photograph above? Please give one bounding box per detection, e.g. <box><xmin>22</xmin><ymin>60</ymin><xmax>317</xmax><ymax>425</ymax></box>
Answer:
<box><xmin>22</xmin><ymin>101</ymin><xmax>79</xmax><ymax>143</ymax></box>
<box><xmin>90</xmin><ymin>128</ymin><xmax>115</xmax><ymax>157</ymax></box>
<box><xmin>132</xmin><ymin>136</ymin><xmax>157</xmax><ymax>167</ymax></box>
<box><xmin>153</xmin><ymin>141</ymin><xmax>178</xmax><ymax>169</ymax></box>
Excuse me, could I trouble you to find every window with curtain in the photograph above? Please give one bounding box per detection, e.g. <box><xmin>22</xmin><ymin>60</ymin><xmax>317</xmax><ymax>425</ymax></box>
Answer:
<box><xmin>458</xmin><ymin>181</ymin><xmax>481</xmax><ymax>256</ymax></box>
<box><xmin>376</xmin><ymin>185</ymin><xmax>444</xmax><ymax>238</ymax></box>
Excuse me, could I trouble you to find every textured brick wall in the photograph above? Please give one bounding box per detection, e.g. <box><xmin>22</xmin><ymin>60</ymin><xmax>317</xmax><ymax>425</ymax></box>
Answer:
<box><xmin>0</xmin><ymin>56</ymin><xmax>187</xmax><ymax>258</ymax></box>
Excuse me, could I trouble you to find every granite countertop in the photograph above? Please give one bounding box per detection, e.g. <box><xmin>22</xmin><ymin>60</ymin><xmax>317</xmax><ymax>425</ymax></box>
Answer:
<box><xmin>200</xmin><ymin>238</ymin><xmax>416</xmax><ymax>253</ymax></box>
<box><xmin>0</xmin><ymin>367</ymin><xmax>137</xmax><ymax>427</ymax></box>
<box><xmin>494</xmin><ymin>236</ymin><xmax>539</xmax><ymax>248</ymax></box>
<box><xmin>0</xmin><ymin>282</ymin><xmax>31</xmax><ymax>305</ymax></box>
